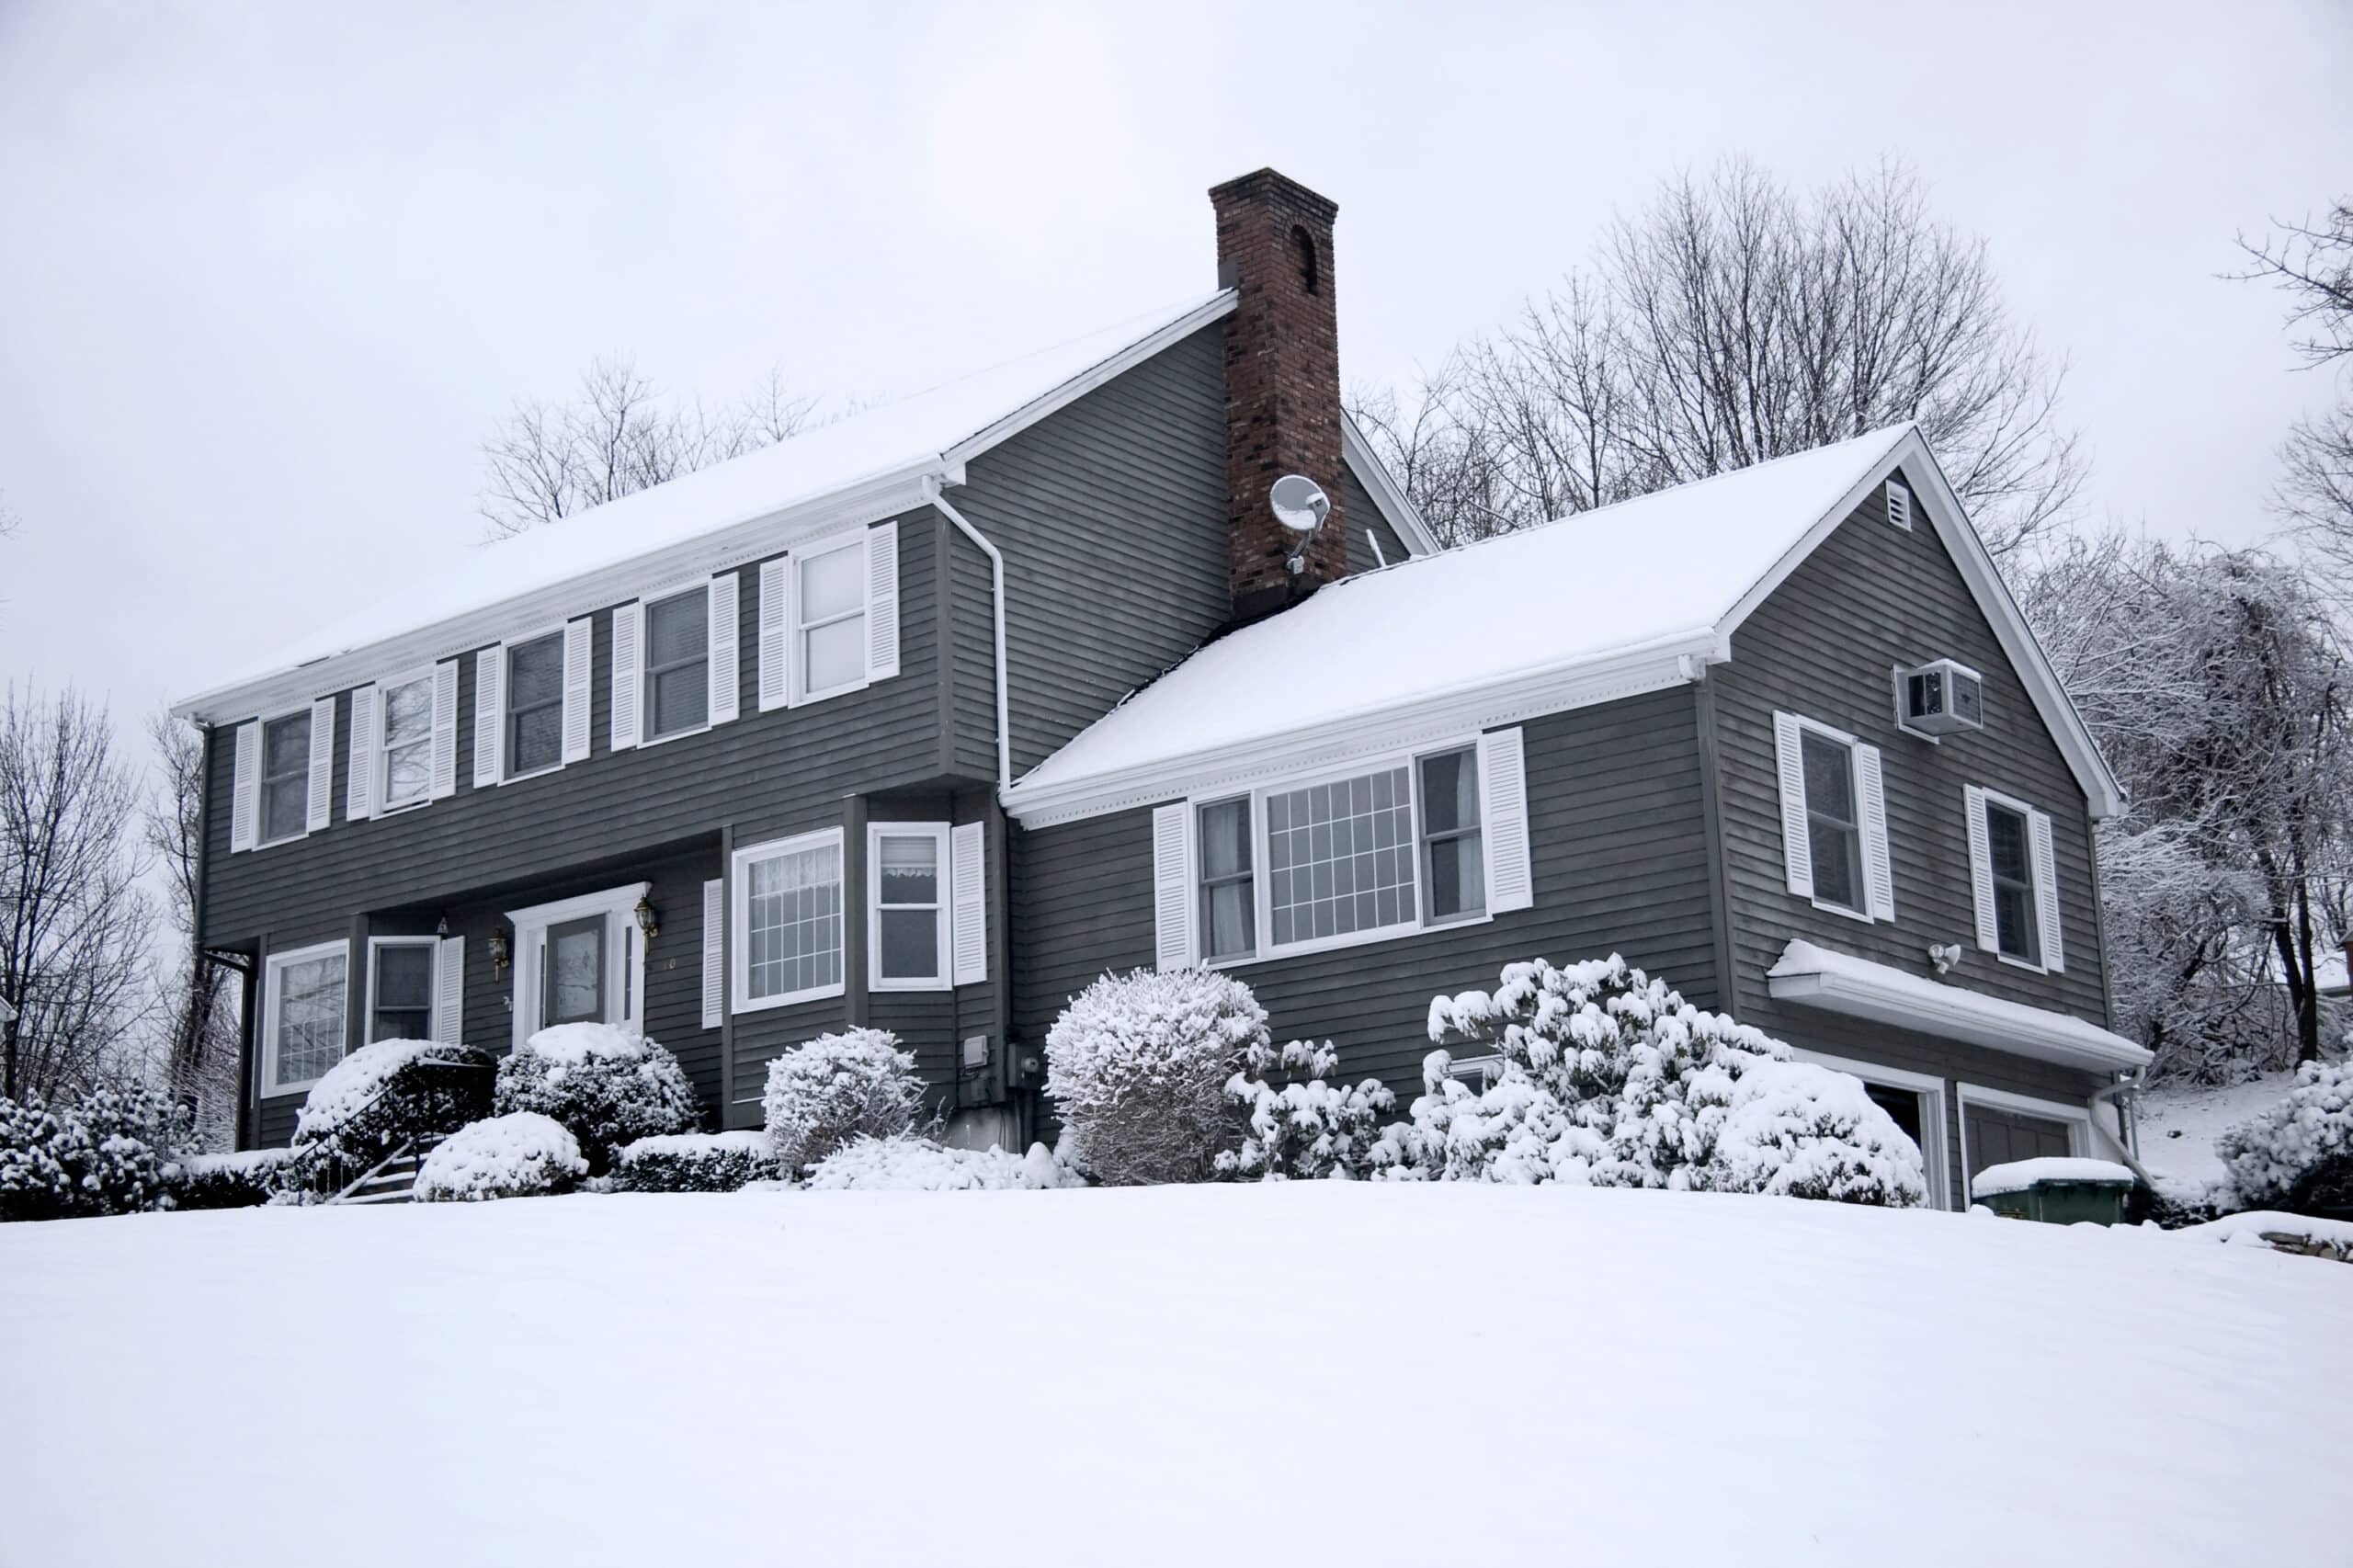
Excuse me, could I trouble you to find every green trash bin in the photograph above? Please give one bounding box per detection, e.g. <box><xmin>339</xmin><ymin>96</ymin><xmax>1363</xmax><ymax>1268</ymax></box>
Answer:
<box><xmin>1972</xmin><ymin>1160</ymin><xmax>2136</xmax><ymax>1225</ymax></box>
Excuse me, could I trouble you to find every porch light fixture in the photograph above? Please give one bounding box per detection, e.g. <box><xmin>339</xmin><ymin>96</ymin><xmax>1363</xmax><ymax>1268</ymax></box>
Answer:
<box><xmin>435</xmin><ymin>914</ymin><xmax>449</xmax><ymax>940</ymax></box>
<box><xmin>633</xmin><ymin>895</ymin><xmax>659</xmax><ymax>942</ymax></box>
<box><xmin>487</xmin><ymin>928</ymin><xmax>510</xmax><ymax>979</ymax></box>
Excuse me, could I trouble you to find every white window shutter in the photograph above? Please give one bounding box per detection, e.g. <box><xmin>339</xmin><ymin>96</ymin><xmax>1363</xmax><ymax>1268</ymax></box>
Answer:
<box><xmin>708</xmin><ymin>573</ymin><xmax>741</xmax><ymax>725</ymax></box>
<box><xmin>609</xmin><ymin>602</ymin><xmax>642</xmax><ymax>750</ymax></box>
<box><xmin>473</xmin><ymin>647</ymin><xmax>504</xmax><ymax>787</ymax></box>
<box><xmin>1774</xmin><ymin>712</ymin><xmax>1813</xmax><ymax>899</ymax></box>
<box><xmin>304</xmin><ymin>697</ymin><xmax>335</xmax><ymax>833</ymax></box>
<box><xmin>230</xmin><ymin>721</ymin><xmax>260</xmax><ymax>852</ymax></box>
<box><xmin>700</xmin><ymin>879</ymin><xmax>724</xmax><ymax>1029</ymax></box>
<box><xmin>866</xmin><ymin>521</ymin><xmax>900</xmax><ymax>682</ymax></box>
<box><xmin>757</xmin><ymin>558</ymin><xmax>790</xmax><ymax>711</ymax></box>
<box><xmin>1478</xmin><ymin>726</ymin><xmax>1533</xmax><ymax>913</ymax></box>
<box><xmin>951</xmin><ymin>821</ymin><xmax>987</xmax><ymax>985</ymax></box>
<box><xmin>347</xmin><ymin>684</ymin><xmax>378</xmax><ymax>821</ymax></box>
<box><xmin>1152</xmin><ymin>802</ymin><xmax>1195</xmax><ymax>971</ymax></box>
<box><xmin>429</xmin><ymin>660</ymin><xmax>460</xmax><ymax>800</ymax></box>
<box><xmin>560</xmin><ymin>617</ymin><xmax>593</xmax><ymax>765</ymax></box>
<box><xmin>433</xmin><ymin>937</ymin><xmax>465</xmax><ymax>1045</ymax></box>
<box><xmin>1856</xmin><ymin>743</ymin><xmax>1894</xmax><ymax>922</ymax></box>
<box><xmin>1964</xmin><ymin>785</ymin><xmax>1998</xmax><ymax>952</ymax></box>
<box><xmin>2029</xmin><ymin>808</ymin><xmax>2063</xmax><ymax>972</ymax></box>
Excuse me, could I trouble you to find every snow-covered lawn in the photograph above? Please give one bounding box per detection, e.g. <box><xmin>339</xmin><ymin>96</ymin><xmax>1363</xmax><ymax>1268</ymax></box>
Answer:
<box><xmin>2137</xmin><ymin>1070</ymin><xmax>2295</xmax><ymax>1199</ymax></box>
<box><xmin>2</xmin><ymin>1186</ymin><xmax>2347</xmax><ymax>1567</ymax></box>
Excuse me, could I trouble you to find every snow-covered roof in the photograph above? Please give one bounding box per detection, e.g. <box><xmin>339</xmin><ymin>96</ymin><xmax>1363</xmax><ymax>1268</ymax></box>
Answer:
<box><xmin>1004</xmin><ymin>423</ymin><xmax>2123</xmax><ymax>826</ymax></box>
<box><xmin>1768</xmin><ymin>939</ymin><xmax>2153</xmax><ymax>1072</ymax></box>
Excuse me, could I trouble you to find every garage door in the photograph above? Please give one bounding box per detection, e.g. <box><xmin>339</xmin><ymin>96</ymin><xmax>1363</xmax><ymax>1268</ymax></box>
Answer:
<box><xmin>1965</xmin><ymin>1104</ymin><xmax>2075</xmax><ymax>1187</ymax></box>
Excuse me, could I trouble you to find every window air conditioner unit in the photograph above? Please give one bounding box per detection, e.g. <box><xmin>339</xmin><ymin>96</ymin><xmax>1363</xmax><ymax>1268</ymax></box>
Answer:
<box><xmin>1898</xmin><ymin>659</ymin><xmax>1984</xmax><ymax>737</ymax></box>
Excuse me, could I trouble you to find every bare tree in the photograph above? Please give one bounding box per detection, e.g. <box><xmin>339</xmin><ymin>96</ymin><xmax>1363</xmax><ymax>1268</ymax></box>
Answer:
<box><xmin>2240</xmin><ymin>200</ymin><xmax>2353</xmax><ymax>601</ymax></box>
<box><xmin>143</xmin><ymin>710</ymin><xmax>239</xmax><ymax>1146</ymax></box>
<box><xmin>1355</xmin><ymin>160</ymin><xmax>2083</xmax><ymax>554</ymax></box>
<box><xmin>0</xmin><ymin>687</ymin><xmax>153</xmax><ymax>1099</ymax></box>
<box><xmin>2235</xmin><ymin>201</ymin><xmax>2353</xmax><ymax>369</ymax></box>
<box><xmin>479</xmin><ymin>357</ymin><xmax>820</xmax><ymax>540</ymax></box>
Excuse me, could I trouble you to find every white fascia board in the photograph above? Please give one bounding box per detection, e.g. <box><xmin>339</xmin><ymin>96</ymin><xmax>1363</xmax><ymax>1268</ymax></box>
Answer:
<box><xmin>1766</xmin><ymin>939</ymin><xmax>2151</xmax><ymax>1073</ymax></box>
<box><xmin>1715</xmin><ymin>426</ymin><xmax>2126</xmax><ymax>820</ymax></box>
<box><xmin>1002</xmin><ymin>632</ymin><xmax>1714</xmax><ymax>829</ymax></box>
<box><xmin>1339</xmin><ymin>415</ymin><xmax>1442</xmax><ymax>559</ymax></box>
<box><xmin>170</xmin><ymin>466</ymin><xmax>938</xmax><ymax>726</ymax></box>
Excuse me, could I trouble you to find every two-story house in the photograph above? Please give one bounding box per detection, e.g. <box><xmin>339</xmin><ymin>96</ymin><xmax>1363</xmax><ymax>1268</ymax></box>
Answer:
<box><xmin>174</xmin><ymin>167</ymin><xmax>2147</xmax><ymax>1207</ymax></box>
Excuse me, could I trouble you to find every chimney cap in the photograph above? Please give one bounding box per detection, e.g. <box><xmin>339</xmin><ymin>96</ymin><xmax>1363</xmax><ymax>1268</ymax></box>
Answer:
<box><xmin>1207</xmin><ymin>167</ymin><xmax>1339</xmax><ymax>222</ymax></box>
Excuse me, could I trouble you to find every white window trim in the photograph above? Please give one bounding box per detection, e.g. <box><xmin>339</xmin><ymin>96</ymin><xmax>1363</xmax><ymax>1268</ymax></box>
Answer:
<box><xmin>868</xmin><ymin>822</ymin><xmax>953</xmax><ymax>992</ymax></box>
<box><xmin>731</xmin><ymin>827</ymin><xmax>847</xmax><ymax>1015</ymax></box>
<box><xmin>259</xmin><ymin>938</ymin><xmax>350</xmax><ymax>1096</ymax></box>
<box><xmin>1445</xmin><ymin>1052</ymin><xmax>1504</xmax><ymax>1092</ymax></box>
<box><xmin>638</xmin><ymin>582</ymin><xmax>714</xmax><ymax>749</ymax></box>
<box><xmin>362</xmin><ymin>935</ymin><xmax>441</xmax><ymax>1045</ymax></box>
<box><xmin>504</xmin><ymin>882</ymin><xmax>650</xmax><ymax>1051</ymax></box>
<box><xmin>1974</xmin><ymin>783</ymin><xmax>2050</xmax><ymax>974</ymax></box>
<box><xmin>500</xmin><ymin>619</ymin><xmax>573</xmax><ymax>784</ymax></box>
<box><xmin>788</xmin><ymin>530</ymin><xmax>871</xmax><ymax>707</ymax></box>
<box><xmin>1786</xmin><ymin>713</ymin><xmax>1875</xmax><ymax>925</ymax></box>
<box><xmin>1199</xmin><ymin>737</ymin><xmax>1495</xmax><ymax>971</ymax></box>
<box><xmin>252</xmin><ymin>699</ymin><xmax>320</xmax><ymax>850</ymax></box>
<box><xmin>1790</xmin><ymin>1048</ymin><xmax>1953</xmax><ymax>1211</ymax></box>
<box><xmin>374</xmin><ymin>665</ymin><xmax>438</xmax><ymax>816</ymax></box>
<box><xmin>1956</xmin><ymin>1082</ymin><xmax>2095</xmax><ymax>1203</ymax></box>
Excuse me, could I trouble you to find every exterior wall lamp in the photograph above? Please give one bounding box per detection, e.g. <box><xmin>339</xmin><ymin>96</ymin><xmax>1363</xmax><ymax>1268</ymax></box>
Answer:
<box><xmin>634</xmin><ymin>895</ymin><xmax>659</xmax><ymax>942</ymax></box>
<box><xmin>487</xmin><ymin>928</ymin><xmax>510</xmax><ymax>979</ymax></box>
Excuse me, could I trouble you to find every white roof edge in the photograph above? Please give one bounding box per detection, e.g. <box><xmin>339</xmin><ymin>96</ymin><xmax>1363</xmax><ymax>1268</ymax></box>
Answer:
<box><xmin>1767</xmin><ymin>939</ymin><xmax>2151</xmax><ymax>1073</ymax></box>
<box><xmin>1339</xmin><ymin>415</ymin><xmax>1442</xmax><ymax>558</ymax></box>
<box><xmin>1717</xmin><ymin>426</ymin><xmax>2126</xmax><ymax>820</ymax></box>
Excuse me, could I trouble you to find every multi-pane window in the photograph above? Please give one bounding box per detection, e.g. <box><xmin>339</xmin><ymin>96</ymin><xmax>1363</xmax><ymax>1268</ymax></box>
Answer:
<box><xmin>1801</xmin><ymin>731</ymin><xmax>1864</xmax><ymax>914</ymax></box>
<box><xmin>1417</xmin><ymin>747</ymin><xmax>1485</xmax><ymax>923</ymax></box>
<box><xmin>369</xmin><ymin>941</ymin><xmax>435</xmax><ymax>1042</ymax></box>
<box><xmin>1266</xmin><ymin>766</ymin><xmax>1417</xmax><ymax>949</ymax></box>
<box><xmin>643</xmin><ymin>587</ymin><xmax>710</xmax><ymax>740</ymax></box>
<box><xmin>506</xmin><ymin>631</ymin><xmax>565</xmax><ymax>778</ymax></box>
<box><xmin>380</xmin><ymin>675</ymin><xmax>434</xmax><ymax>810</ymax></box>
<box><xmin>1985</xmin><ymin>800</ymin><xmax>2040</xmax><ymax>964</ymax></box>
<box><xmin>873</xmin><ymin>828</ymin><xmax>946</xmax><ymax>986</ymax></box>
<box><xmin>797</xmin><ymin>539</ymin><xmax>867</xmax><ymax>699</ymax></box>
<box><xmin>268</xmin><ymin>946</ymin><xmax>347</xmax><ymax>1090</ymax></box>
<box><xmin>741</xmin><ymin>833</ymin><xmax>843</xmax><ymax>1006</ymax></box>
<box><xmin>1197</xmin><ymin>798</ymin><xmax>1256</xmax><ymax>961</ymax></box>
<box><xmin>258</xmin><ymin>710</ymin><xmax>311</xmax><ymax>844</ymax></box>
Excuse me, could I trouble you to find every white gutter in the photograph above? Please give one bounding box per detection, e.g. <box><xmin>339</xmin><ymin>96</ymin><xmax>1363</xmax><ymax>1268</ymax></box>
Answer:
<box><xmin>922</xmin><ymin>478</ymin><xmax>1011</xmax><ymax>792</ymax></box>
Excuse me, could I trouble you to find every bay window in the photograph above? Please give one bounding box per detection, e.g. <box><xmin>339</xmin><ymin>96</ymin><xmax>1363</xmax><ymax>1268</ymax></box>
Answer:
<box><xmin>870</xmin><ymin>824</ymin><xmax>950</xmax><ymax>989</ymax></box>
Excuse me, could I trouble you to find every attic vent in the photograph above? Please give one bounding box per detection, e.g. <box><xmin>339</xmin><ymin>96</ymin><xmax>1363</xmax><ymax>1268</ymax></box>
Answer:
<box><xmin>1897</xmin><ymin>658</ymin><xmax>1984</xmax><ymax>738</ymax></box>
<box><xmin>1885</xmin><ymin>479</ymin><xmax>1913</xmax><ymax>531</ymax></box>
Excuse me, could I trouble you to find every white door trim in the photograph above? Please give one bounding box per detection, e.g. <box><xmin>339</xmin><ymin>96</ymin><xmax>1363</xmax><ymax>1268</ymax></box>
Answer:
<box><xmin>1955</xmin><ymin>1081</ymin><xmax>2096</xmax><ymax>1203</ymax></box>
<box><xmin>505</xmin><ymin>881</ymin><xmax>652</xmax><ymax>1051</ymax></box>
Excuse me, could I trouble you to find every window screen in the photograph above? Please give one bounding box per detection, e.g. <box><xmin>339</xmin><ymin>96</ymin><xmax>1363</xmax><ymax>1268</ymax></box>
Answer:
<box><xmin>1801</xmin><ymin>732</ymin><xmax>1863</xmax><ymax>913</ymax></box>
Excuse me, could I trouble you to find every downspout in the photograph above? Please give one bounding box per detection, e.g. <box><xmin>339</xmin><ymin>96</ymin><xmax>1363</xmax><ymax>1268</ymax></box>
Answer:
<box><xmin>922</xmin><ymin>477</ymin><xmax>1011</xmax><ymax>792</ymax></box>
<box><xmin>2089</xmin><ymin>1072</ymin><xmax>2154</xmax><ymax>1188</ymax></box>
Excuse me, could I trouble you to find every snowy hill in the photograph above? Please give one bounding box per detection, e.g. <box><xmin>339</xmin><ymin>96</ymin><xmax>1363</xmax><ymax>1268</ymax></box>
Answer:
<box><xmin>1</xmin><ymin>1186</ymin><xmax>2346</xmax><ymax>1567</ymax></box>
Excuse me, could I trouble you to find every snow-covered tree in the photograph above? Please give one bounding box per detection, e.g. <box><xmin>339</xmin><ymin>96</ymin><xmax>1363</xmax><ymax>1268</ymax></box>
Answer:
<box><xmin>2214</xmin><ymin>1059</ymin><xmax>2353</xmax><ymax>1215</ymax></box>
<box><xmin>1043</xmin><ymin>969</ymin><xmax>1266</xmax><ymax>1186</ymax></box>
<box><xmin>762</xmin><ymin>1028</ymin><xmax>926</xmax><ymax>1174</ymax></box>
<box><xmin>0</xmin><ymin>1078</ymin><xmax>192</xmax><ymax>1221</ymax></box>
<box><xmin>1216</xmin><ymin>1039</ymin><xmax>1394</xmax><ymax>1181</ymax></box>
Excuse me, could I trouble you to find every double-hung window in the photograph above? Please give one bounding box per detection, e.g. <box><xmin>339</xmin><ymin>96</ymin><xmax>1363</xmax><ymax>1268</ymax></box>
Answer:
<box><xmin>733</xmin><ymin>829</ymin><xmax>845</xmax><ymax>1010</ymax></box>
<box><xmin>1418</xmin><ymin>746</ymin><xmax>1484</xmax><ymax>923</ymax></box>
<box><xmin>505</xmin><ymin>631</ymin><xmax>565</xmax><ymax>778</ymax></box>
<box><xmin>870</xmin><ymin>824</ymin><xmax>950</xmax><ymax>989</ymax></box>
<box><xmin>379</xmin><ymin>674</ymin><xmax>434</xmax><ymax>812</ymax></box>
<box><xmin>1984</xmin><ymin>797</ymin><xmax>2040</xmax><ymax>965</ymax></box>
<box><xmin>1963</xmin><ymin>784</ymin><xmax>2063</xmax><ymax>971</ymax></box>
<box><xmin>264</xmin><ymin>940</ymin><xmax>348</xmax><ymax>1093</ymax></box>
<box><xmin>1198</xmin><ymin>798</ymin><xmax>1256</xmax><ymax>961</ymax></box>
<box><xmin>642</xmin><ymin>587</ymin><xmax>710</xmax><ymax>741</ymax></box>
<box><xmin>1773</xmin><ymin>712</ymin><xmax>1893</xmax><ymax>923</ymax></box>
<box><xmin>795</xmin><ymin>537</ymin><xmax>868</xmax><ymax>700</ymax></box>
<box><xmin>258</xmin><ymin>710</ymin><xmax>312</xmax><ymax>846</ymax></box>
<box><xmin>366</xmin><ymin>938</ymin><xmax>436</xmax><ymax>1043</ymax></box>
<box><xmin>1802</xmin><ymin>730</ymin><xmax>1866</xmax><ymax>915</ymax></box>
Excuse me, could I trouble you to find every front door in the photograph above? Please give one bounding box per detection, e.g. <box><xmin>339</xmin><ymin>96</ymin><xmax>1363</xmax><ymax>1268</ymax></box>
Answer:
<box><xmin>543</xmin><ymin>915</ymin><xmax>608</xmax><ymax>1028</ymax></box>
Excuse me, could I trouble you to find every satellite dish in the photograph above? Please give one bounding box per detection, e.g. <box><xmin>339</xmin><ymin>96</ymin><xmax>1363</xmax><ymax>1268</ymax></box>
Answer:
<box><xmin>1269</xmin><ymin>474</ymin><xmax>1330</xmax><ymax>535</ymax></box>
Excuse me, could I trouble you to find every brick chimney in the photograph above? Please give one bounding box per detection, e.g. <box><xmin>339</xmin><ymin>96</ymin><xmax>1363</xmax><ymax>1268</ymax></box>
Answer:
<box><xmin>1211</xmin><ymin>168</ymin><xmax>1347</xmax><ymax>619</ymax></box>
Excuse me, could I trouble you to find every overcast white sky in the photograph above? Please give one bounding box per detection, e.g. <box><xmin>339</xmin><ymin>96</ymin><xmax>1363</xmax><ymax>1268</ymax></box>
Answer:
<box><xmin>3</xmin><ymin>1</ymin><xmax>2347</xmax><ymax>754</ymax></box>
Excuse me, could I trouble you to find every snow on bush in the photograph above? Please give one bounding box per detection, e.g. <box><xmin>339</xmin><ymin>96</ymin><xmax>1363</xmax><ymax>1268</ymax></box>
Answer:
<box><xmin>1369</xmin><ymin>954</ymin><xmax>1924</xmax><ymax>1205</ymax></box>
<box><xmin>1215</xmin><ymin>1039</ymin><xmax>1394</xmax><ymax>1181</ymax></box>
<box><xmin>801</xmin><ymin>1134</ymin><xmax>1077</xmax><ymax>1191</ymax></box>
<box><xmin>494</xmin><ymin>1024</ymin><xmax>699</xmax><ymax>1175</ymax></box>
<box><xmin>413</xmin><ymin>1112</ymin><xmax>586</xmax><ymax>1202</ymax></box>
<box><xmin>614</xmin><ymin>1131</ymin><xmax>780</xmax><ymax>1193</ymax></box>
<box><xmin>763</xmin><ymin>1028</ymin><xmax>928</xmax><ymax>1174</ymax></box>
<box><xmin>165</xmin><ymin>1148</ymin><xmax>298</xmax><ymax>1211</ymax></box>
<box><xmin>0</xmin><ymin>1082</ymin><xmax>194</xmax><ymax>1222</ymax></box>
<box><xmin>292</xmin><ymin>1039</ymin><xmax>494</xmax><ymax>1167</ymax></box>
<box><xmin>1044</xmin><ymin>968</ymin><xmax>1266</xmax><ymax>1186</ymax></box>
<box><xmin>2214</xmin><ymin>1059</ymin><xmax>2353</xmax><ymax>1214</ymax></box>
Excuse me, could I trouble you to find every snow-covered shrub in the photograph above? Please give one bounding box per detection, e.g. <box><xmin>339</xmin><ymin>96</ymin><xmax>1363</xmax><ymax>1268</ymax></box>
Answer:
<box><xmin>494</xmin><ymin>1024</ymin><xmax>699</xmax><ymax>1175</ymax></box>
<box><xmin>0</xmin><ymin>1083</ymin><xmax>194</xmax><ymax>1221</ymax></box>
<box><xmin>1369</xmin><ymin>954</ymin><xmax>1923</xmax><ymax>1205</ymax></box>
<box><xmin>165</xmin><ymin>1148</ymin><xmax>298</xmax><ymax>1211</ymax></box>
<box><xmin>292</xmin><ymin>1039</ymin><xmax>494</xmax><ymax>1168</ymax></box>
<box><xmin>413</xmin><ymin>1112</ymin><xmax>585</xmax><ymax>1202</ymax></box>
<box><xmin>762</xmin><ymin>1028</ymin><xmax>927</xmax><ymax>1174</ymax></box>
<box><xmin>1216</xmin><ymin>1039</ymin><xmax>1395</xmax><ymax>1181</ymax></box>
<box><xmin>2215</xmin><ymin>1060</ymin><xmax>2353</xmax><ymax>1214</ymax></box>
<box><xmin>614</xmin><ymin>1130</ymin><xmax>781</xmax><ymax>1193</ymax></box>
<box><xmin>802</xmin><ymin>1134</ymin><xmax>1077</xmax><ymax>1191</ymax></box>
<box><xmin>1044</xmin><ymin>968</ymin><xmax>1266</xmax><ymax>1186</ymax></box>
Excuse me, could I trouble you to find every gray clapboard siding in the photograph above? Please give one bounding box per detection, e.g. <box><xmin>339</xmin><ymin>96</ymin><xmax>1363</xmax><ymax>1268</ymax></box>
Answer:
<box><xmin>1011</xmin><ymin>687</ymin><xmax>1723</xmax><ymax>1108</ymax></box>
<box><xmin>1337</xmin><ymin>465</ymin><xmax>1410</xmax><ymax>574</ymax></box>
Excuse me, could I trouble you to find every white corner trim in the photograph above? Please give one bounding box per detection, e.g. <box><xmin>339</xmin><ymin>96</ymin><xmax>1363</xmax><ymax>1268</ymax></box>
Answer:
<box><xmin>1767</xmin><ymin>939</ymin><xmax>2148</xmax><ymax>1072</ymax></box>
<box><xmin>1340</xmin><ymin>414</ymin><xmax>1442</xmax><ymax>559</ymax></box>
